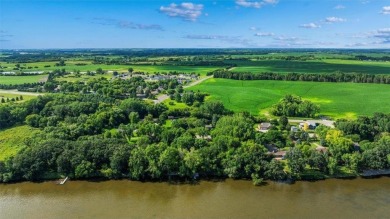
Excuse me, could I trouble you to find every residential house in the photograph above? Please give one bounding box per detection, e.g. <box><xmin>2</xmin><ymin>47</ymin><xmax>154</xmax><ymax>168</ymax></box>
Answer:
<box><xmin>258</xmin><ymin>123</ymin><xmax>272</xmax><ymax>132</ymax></box>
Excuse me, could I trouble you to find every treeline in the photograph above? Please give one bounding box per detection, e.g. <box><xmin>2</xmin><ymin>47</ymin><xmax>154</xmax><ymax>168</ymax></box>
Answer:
<box><xmin>336</xmin><ymin>113</ymin><xmax>390</xmax><ymax>141</ymax></box>
<box><xmin>0</xmin><ymin>82</ymin><xmax>45</xmax><ymax>91</ymax></box>
<box><xmin>213</xmin><ymin>70</ymin><xmax>390</xmax><ymax>84</ymax></box>
<box><xmin>355</xmin><ymin>55</ymin><xmax>390</xmax><ymax>61</ymax></box>
<box><xmin>271</xmin><ymin>95</ymin><xmax>320</xmax><ymax>118</ymax></box>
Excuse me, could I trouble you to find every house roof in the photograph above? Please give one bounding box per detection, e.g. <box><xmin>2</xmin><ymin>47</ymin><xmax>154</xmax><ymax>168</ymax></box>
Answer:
<box><xmin>260</xmin><ymin>122</ymin><xmax>272</xmax><ymax>128</ymax></box>
<box><xmin>274</xmin><ymin>151</ymin><xmax>287</xmax><ymax>156</ymax></box>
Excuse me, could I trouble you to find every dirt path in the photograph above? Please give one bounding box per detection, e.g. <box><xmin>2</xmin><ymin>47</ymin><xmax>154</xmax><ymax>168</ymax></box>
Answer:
<box><xmin>153</xmin><ymin>94</ymin><xmax>170</xmax><ymax>104</ymax></box>
<box><xmin>183</xmin><ymin>76</ymin><xmax>213</xmax><ymax>89</ymax></box>
<box><xmin>154</xmin><ymin>76</ymin><xmax>213</xmax><ymax>104</ymax></box>
<box><xmin>0</xmin><ymin>89</ymin><xmax>43</xmax><ymax>96</ymax></box>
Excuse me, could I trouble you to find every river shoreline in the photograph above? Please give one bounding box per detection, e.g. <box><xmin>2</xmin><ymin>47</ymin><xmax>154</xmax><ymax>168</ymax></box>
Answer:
<box><xmin>1</xmin><ymin>172</ymin><xmax>389</xmax><ymax>186</ymax></box>
<box><xmin>1</xmin><ymin>177</ymin><xmax>389</xmax><ymax>219</ymax></box>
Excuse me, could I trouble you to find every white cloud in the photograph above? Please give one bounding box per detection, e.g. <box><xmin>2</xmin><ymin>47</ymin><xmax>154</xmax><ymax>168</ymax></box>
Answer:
<box><xmin>299</xmin><ymin>23</ymin><xmax>321</xmax><ymax>29</ymax></box>
<box><xmin>273</xmin><ymin>36</ymin><xmax>301</xmax><ymax>42</ymax></box>
<box><xmin>373</xmin><ymin>28</ymin><xmax>390</xmax><ymax>43</ymax></box>
<box><xmin>381</xmin><ymin>6</ymin><xmax>390</xmax><ymax>15</ymax></box>
<box><xmin>184</xmin><ymin>34</ymin><xmax>254</xmax><ymax>46</ymax></box>
<box><xmin>92</xmin><ymin>18</ymin><xmax>163</xmax><ymax>31</ymax></box>
<box><xmin>347</xmin><ymin>28</ymin><xmax>390</xmax><ymax>47</ymax></box>
<box><xmin>254</xmin><ymin>32</ymin><xmax>274</xmax><ymax>37</ymax></box>
<box><xmin>334</xmin><ymin>5</ymin><xmax>345</xmax><ymax>10</ymax></box>
<box><xmin>325</xmin><ymin>17</ymin><xmax>346</xmax><ymax>23</ymax></box>
<box><xmin>235</xmin><ymin>0</ymin><xmax>278</xmax><ymax>9</ymax></box>
<box><xmin>160</xmin><ymin>2</ymin><xmax>203</xmax><ymax>21</ymax></box>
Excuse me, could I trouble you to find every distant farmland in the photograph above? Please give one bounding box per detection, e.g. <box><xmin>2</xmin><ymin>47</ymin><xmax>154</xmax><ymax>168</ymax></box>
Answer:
<box><xmin>0</xmin><ymin>75</ymin><xmax>47</xmax><ymax>85</ymax></box>
<box><xmin>190</xmin><ymin>78</ymin><xmax>390</xmax><ymax>119</ymax></box>
<box><xmin>229</xmin><ymin>59</ymin><xmax>390</xmax><ymax>74</ymax></box>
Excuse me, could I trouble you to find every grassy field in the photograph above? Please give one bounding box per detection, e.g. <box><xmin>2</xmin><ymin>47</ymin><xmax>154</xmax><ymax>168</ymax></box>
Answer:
<box><xmin>189</xmin><ymin>78</ymin><xmax>390</xmax><ymax>119</ymax></box>
<box><xmin>0</xmin><ymin>125</ymin><xmax>40</xmax><ymax>161</ymax></box>
<box><xmin>0</xmin><ymin>91</ymin><xmax>38</xmax><ymax>103</ymax></box>
<box><xmin>230</xmin><ymin>59</ymin><xmax>390</xmax><ymax>74</ymax></box>
<box><xmin>0</xmin><ymin>75</ymin><xmax>48</xmax><ymax>85</ymax></box>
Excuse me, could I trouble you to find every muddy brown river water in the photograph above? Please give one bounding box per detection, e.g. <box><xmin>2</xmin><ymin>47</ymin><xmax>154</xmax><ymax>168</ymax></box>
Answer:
<box><xmin>0</xmin><ymin>177</ymin><xmax>389</xmax><ymax>219</ymax></box>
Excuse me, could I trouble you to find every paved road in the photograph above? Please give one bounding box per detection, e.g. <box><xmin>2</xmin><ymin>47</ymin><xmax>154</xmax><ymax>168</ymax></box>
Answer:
<box><xmin>0</xmin><ymin>89</ymin><xmax>43</xmax><ymax>96</ymax></box>
<box><xmin>289</xmin><ymin>119</ymin><xmax>335</xmax><ymax>128</ymax></box>
<box><xmin>154</xmin><ymin>76</ymin><xmax>213</xmax><ymax>104</ymax></box>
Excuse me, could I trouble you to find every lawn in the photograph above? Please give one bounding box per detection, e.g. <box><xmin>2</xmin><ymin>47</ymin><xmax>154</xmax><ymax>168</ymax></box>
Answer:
<box><xmin>162</xmin><ymin>99</ymin><xmax>189</xmax><ymax>110</ymax></box>
<box><xmin>230</xmin><ymin>59</ymin><xmax>390</xmax><ymax>74</ymax></box>
<box><xmin>0</xmin><ymin>75</ymin><xmax>48</xmax><ymax>85</ymax></box>
<box><xmin>0</xmin><ymin>125</ymin><xmax>40</xmax><ymax>161</ymax></box>
<box><xmin>189</xmin><ymin>78</ymin><xmax>390</xmax><ymax>119</ymax></box>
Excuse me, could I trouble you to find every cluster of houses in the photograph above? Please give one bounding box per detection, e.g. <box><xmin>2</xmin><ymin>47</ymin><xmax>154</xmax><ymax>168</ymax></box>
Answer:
<box><xmin>114</xmin><ymin>72</ymin><xmax>199</xmax><ymax>85</ymax></box>
<box><xmin>258</xmin><ymin>121</ymin><xmax>318</xmax><ymax>134</ymax></box>
<box><xmin>258</xmin><ymin>120</ymin><xmax>331</xmax><ymax>160</ymax></box>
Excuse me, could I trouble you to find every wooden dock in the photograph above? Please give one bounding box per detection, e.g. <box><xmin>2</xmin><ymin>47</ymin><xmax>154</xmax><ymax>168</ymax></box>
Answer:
<box><xmin>59</xmin><ymin>176</ymin><xmax>69</xmax><ymax>185</ymax></box>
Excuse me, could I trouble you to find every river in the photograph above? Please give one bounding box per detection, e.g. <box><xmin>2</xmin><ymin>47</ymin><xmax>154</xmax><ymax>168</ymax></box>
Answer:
<box><xmin>0</xmin><ymin>177</ymin><xmax>389</xmax><ymax>219</ymax></box>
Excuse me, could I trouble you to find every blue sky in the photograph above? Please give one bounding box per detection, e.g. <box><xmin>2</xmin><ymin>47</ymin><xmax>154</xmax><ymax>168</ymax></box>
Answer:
<box><xmin>0</xmin><ymin>0</ymin><xmax>389</xmax><ymax>49</ymax></box>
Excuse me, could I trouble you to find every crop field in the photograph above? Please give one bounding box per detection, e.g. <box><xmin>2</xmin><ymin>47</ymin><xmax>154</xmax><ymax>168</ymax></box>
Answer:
<box><xmin>229</xmin><ymin>59</ymin><xmax>390</xmax><ymax>74</ymax></box>
<box><xmin>189</xmin><ymin>78</ymin><xmax>390</xmax><ymax>119</ymax></box>
<box><xmin>0</xmin><ymin>125</ymin><xmax>40</xmax><ymax>161</ymax></box>
<box><xmin>0</xmin><ymin>75</ymin><xmax>48</xmax><ymax>85</ymax></box>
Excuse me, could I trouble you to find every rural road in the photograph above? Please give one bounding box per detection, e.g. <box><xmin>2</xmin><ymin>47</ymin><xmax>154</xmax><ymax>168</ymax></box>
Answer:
<box><xmin>0</xmin><ymin>89</ymin><xmax>43</xmax><ymax>96</ymax></box>
<box><xmin>289</xmin><ymin>119</ymin><xmax>335</xmax><ymax>128</ymax></box>
<box><xmin>183</xmin><ymin>76</ymin><xmax>213</xmax><ymax>89</ymax></box>
<box><xmin>154</xmin><ymin>76</ymin><xmax>213</xmax><ymax>104</ymax></box>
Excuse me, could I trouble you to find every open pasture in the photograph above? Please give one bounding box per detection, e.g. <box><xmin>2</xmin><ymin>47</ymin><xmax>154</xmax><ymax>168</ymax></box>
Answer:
<box><xmin>189</xmin><ymin>78</ymin><xmax>390</xmax><ymax>119</ymax></box>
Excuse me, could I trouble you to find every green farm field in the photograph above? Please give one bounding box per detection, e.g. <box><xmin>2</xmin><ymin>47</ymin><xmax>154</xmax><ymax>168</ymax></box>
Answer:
<box><xmin>0</xmin><ymin>125</ymin><xmax>40</xmax><ymax>161</ymax></box>
<box><xmin>190</xmin><ymin>78</ymin><xmax>390</xmax><ymax>119</ymax></box>
<box><xmin>230</xmin><ymin>59</ymin><xmax>390</xmax><ymax>74</ymax></box>
<box><xmin>0</xmin><ymin>75</ymin><xmax>48</xmax><ymax>85</ymax></box>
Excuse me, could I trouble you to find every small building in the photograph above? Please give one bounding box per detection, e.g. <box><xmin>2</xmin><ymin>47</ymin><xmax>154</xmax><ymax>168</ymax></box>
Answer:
<box><xmin>299</xmin><ymin>121</ymin><xmax>317</xmax><ymax>130</ymax></box>
<box><xmin>195</xmin><ymin>134</ymin><xmax>212</xmax><ymax>141</ymax></box>
<box><xmin>273</xmin><ymin>151</ymin><xmax>287</xmax><ymax>160</ymax></box>
<box><xmin>136</xmin><ymin>94</ymin><xmax>147</xmax><ymax>99</ymax></box>
<box><xmin>258</xmin><ymin>123</ymin><xmax>272</xmax><ymax>132</ymax></box>
<box><xmin>265</xmin><ymin>144</ymin><xmax>278</xmax><ymax>153</ymax></box>
<box><xmin>290</xmin><ymin>126</ymin><xmax>299</xmax><ymax>132</ymax></box>
<box><xmin>316</xmin><ymin>146</ymin><xmax>328</xmax><ymax>153</ymax></box>
<box><xmin>205</xmin><ymin>124</ymin><xmax>213</xmax><ymax>130</ymax></box>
